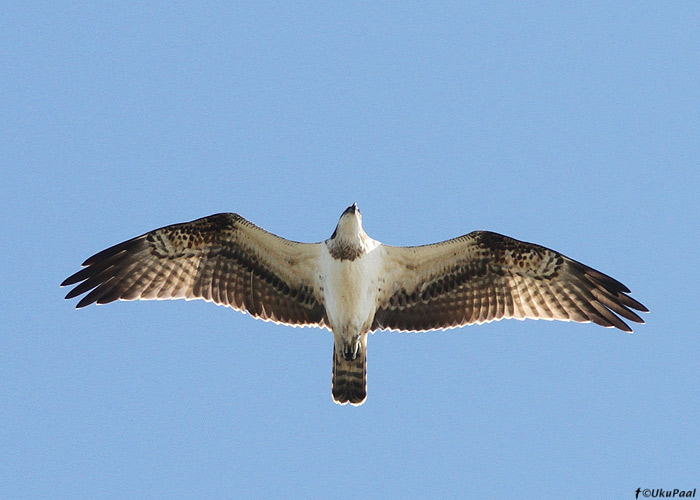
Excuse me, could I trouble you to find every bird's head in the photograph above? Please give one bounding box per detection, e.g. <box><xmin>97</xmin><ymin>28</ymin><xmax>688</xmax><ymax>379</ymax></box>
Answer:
<box><xmin>329</xmin><ymin>203</ymin><xmax>367</xmax><ymax>244</ymax></box>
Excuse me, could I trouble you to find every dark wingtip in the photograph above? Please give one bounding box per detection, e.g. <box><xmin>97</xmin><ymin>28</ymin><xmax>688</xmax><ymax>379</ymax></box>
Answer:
<box><xmin>61</xmin><ymin>272</ymin><xmax>81</xmax><ymax>287</ymax></box>
<box><xmin>75</xmin><ymin>294</ymin><xmax>96</xmax><ymax>309</ymax></box>
<box><xmin>62</xmin><ymin>271</ymin><xmax>89</xmax><ymax>304</ymax></box>
<box><xmin>635</xmin><ymin>302</ymin><xmax>650</xmax><ymax>314</ymax></box>
<box><xmin>64</xmin><ymin>287</ymin><xmax>83</xmax><ymax>300</ymax></box>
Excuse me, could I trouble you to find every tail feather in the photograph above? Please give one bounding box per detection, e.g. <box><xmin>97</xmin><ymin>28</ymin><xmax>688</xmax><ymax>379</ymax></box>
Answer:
<box><xmin>332</xmin><ymin>347</ymin><xmax>367</xmax><ymax>406</ymax></box>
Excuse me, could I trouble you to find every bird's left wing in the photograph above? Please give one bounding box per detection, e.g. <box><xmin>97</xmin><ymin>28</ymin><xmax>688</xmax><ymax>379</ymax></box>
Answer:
<box><xmin>62</xmin><ymin>213</ymin><xmax>327</xmax><ymax>328</ymax></box>
<box><xmin>373</xmin><ymin>231</ymin><xmax>647</xmax><ymax>333</ymax></box>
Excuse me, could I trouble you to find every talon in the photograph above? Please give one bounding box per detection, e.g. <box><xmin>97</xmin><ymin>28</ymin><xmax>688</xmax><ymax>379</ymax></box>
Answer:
<box><xmin>343</xmin><ymin>345</ymin><xmax>355</xmax><ymax>361</ymax></box>
<box><xmin>341</xmin><ymin>340</ymin><xmax>362</xmax><ymax>361</ymax></box>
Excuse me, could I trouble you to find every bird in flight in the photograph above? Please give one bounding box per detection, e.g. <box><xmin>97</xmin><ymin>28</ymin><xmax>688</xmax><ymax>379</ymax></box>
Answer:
<box><xmin>62</xmin><ymin>204</ymin><xmax>647</xmax><ymax>405</ymax></box>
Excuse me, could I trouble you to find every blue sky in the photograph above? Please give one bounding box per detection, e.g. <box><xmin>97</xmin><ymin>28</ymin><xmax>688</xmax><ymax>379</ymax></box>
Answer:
<box><xmin>2</xmin><ymin>2</ymin><xmax>699</xmax><ymax>499</ymax></box>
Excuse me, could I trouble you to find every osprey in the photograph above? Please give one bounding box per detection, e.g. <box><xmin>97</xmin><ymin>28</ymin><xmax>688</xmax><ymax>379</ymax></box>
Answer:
<box><xmin>62</xmin><ymin>204</ymin><xmax>647</xmax><ymax>405</ymax></box>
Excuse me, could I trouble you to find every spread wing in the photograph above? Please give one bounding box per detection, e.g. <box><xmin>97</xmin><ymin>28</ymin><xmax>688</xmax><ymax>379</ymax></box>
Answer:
<box><xmin>62</xmin><ymin>213</ymin><xmax>328</xmax><ymax>328</ymax></box>
<box><xmin>374</xmin><ymin>231</ymin><xmax>647</xmax><ymax>333</ymax></box>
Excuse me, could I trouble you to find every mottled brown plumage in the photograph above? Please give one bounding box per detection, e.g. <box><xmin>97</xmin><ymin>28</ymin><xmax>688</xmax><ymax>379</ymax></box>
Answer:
<box><xmin>62</xmin><ymin>206</ymin><xmax>648</xmax><ymax>405</ymax></box>
<box><xmin>62</xmin><ymin>213</ymin><xmax>326</xmax><ymax>326</ymax></box>
<box><xmin>373</xmin><ymin>231</ymin><xmax>647</xmax><ymax>333</ymax></box>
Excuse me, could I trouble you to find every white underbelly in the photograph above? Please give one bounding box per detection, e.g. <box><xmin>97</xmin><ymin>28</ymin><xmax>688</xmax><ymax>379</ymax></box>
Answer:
<box><xmin>319</xmin><ymin>246</ymin><xmax>383</xmax><ymax>337</ymax></box>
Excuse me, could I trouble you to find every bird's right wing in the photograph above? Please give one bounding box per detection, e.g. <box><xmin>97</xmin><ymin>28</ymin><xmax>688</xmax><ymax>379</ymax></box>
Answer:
<box><xmin>62</xmin><ymin>213</ymin><xmax>328</xmax><ymax>328</ymax></box>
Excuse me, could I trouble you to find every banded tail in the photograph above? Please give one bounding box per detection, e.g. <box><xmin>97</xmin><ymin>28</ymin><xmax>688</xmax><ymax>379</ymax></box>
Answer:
<box><xmin>332</xmin><ymin>347</ymin><xmax>367</xmax><ymax>406</ymax></box>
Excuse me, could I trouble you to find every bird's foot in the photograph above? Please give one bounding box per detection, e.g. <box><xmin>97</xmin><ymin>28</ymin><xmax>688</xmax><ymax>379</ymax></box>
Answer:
<box><xmin>341</xmin><ymin>340</ymin><xmax>362</xmax><ymax>361</ymax></box>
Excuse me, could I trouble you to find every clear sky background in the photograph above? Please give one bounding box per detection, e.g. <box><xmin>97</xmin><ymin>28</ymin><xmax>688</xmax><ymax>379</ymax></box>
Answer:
<box><xmin>3</xmin><ymin>2</ymin><xmax>699</xmax><ymax>499</ymax></box>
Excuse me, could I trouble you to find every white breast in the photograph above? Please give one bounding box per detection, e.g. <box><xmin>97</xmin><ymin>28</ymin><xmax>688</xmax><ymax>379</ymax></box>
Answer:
<box><xmin>319</xmin><ymin>243</ymin><xmax>384</xmax><ymax>338</ymax></box>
